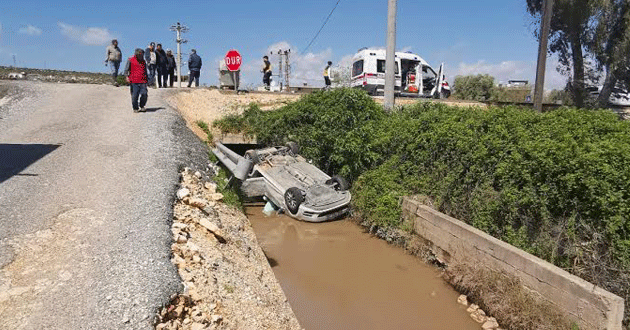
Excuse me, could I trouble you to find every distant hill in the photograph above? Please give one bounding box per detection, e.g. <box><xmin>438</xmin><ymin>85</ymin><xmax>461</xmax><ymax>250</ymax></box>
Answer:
<box><xmin>0</xmin><ymin>66</ymin><xmax>111</xmax><ymax>85</ymax></box>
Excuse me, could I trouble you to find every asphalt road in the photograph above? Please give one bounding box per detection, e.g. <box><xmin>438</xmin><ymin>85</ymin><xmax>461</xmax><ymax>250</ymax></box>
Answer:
<box><xmin>0</xmin><ymin>81</ymin><xmax>209</xmax><ymax>329</ymax></box>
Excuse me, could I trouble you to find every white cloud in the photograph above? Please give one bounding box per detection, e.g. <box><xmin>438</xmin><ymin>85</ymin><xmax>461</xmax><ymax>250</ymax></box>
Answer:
<box><xmin>58</xmin><ymin>22</ymin><xmax>114</xmax><ymax>46</ymax></box>
<box><xmin>451</xmin><ymin>57</ymin><xmax>567</xmax><ymax>90</ymax></box>
<box><xmin>18</xmin><ymin>25</ymin><xmax>42</xmax><ymax>36</ymax></box>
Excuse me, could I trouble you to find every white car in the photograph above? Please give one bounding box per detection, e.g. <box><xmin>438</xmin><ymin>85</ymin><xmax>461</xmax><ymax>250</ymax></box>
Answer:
<box><xmin>350</xmin><ymin>48</ymin><xmax>450</xmax><ymax>98</ymax></box>
<box><xmin>212</xmin><ymin>142</ymin><xmax>351</xmax><ymax>222</ymax></box>
<box><xmin>588</xmin><ymin>85</ymin><xmax>630</xmax><ymax>107</ymax></box>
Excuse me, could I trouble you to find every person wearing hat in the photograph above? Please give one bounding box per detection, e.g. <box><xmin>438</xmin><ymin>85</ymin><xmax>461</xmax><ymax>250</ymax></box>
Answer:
<box><xmin>187</xmin><ymin>49</ymin><xmax>202</xmax><ymax>88</ymax></box>
<box><xmin>104</xmin><ymin>39</ymin><xmax>122</xmax><ymax>86</ymax></box>
<box><xmin>166</xmin><ymin>49</ymin><xmax>176</xmax><ymax>87</ymax></box>
<box><xmin>144</xmin><ymin>42</ymin><xmax>157</xmax><ymax>87</ymax></box>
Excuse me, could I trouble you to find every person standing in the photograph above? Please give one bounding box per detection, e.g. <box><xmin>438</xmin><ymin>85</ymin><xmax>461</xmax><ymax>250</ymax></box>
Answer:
<box><xmin>155</xmin><ymin>43</ymin><xmax>168</xmax><ymax>88</ymax></box>
<box><xmin>187</xmin><ymin>49</ymin><xmax>202</xmax><ymax>88</ymax></box>
<box><xmin>166</xmin><ymin>50</ymin><xmax>176</xmax><ymax>87</ymax></box>
<box><xmin>262</xmin><ymin>56</ymin><xmax>272</xmax><ymax>90</ymax></box>
<box><xmin>123</xmin><ymin>48</ymin><xmax>149</xmax><ymax>113</ymax></box>
<box><xmin>323</xmin><ymin>61</ymin><xmax>332</xmax><ymax>90</ymax></box>
<box><xmin>104</xmin><ymin>39</ymin><xmax>122</xmax><ymax>86</ymax></box>
<box><xmin>144</xmin><ymin>42</ymin><xmax>157</xmax><ymax>87</ymax></box>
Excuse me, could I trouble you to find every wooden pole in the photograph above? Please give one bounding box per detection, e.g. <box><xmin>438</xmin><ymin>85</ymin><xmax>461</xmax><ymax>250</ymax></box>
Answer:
<box><xmin>534</xmin><ymin>0</ymin><xmax>554</xmax><ymax>112</ymax></box>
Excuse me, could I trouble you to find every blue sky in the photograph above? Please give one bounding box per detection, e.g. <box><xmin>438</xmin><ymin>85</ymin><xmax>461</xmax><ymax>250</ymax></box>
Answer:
<box><xmin>0</xmin><ymin>0</ymin><xmax>565</xmax><ymax>88</ymax></box>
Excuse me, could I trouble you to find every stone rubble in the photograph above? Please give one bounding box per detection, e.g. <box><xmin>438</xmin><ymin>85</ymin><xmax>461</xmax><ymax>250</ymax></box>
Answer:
<box><xmin>458</xmin><ymin>296</ymin><xmax>501</xmax><ymax>329</ymax></box>
<box><xmin>155</xmin><ymin>168</ymin><xmax>301</xmax><ymax>330</ymax></box>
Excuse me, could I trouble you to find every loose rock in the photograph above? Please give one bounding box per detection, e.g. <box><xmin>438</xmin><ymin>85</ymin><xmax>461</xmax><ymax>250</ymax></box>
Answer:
<box><xmin>457</xmin><ymin>294</ymin><xmax>468</xmax><ymax>306</ymax></box>
<box><xmin>471</xmin><ymin>308</ymin><xmax>487</xmax><ymax>323</ymax></box>
<box><xmin>466</xmin><ymin>303</ymin><xmax>479</xmax><ymax>313</ymax></box>
<box><xmin>176</xmin><ymin>188</ymin><xmax>190</xmax><ymax>200</ymax></box>
<box><xmin>482</xmin><ymin>317</ymin><xmax>500</xmax><ymax>329</ymax></box>
<box><xmin>198</xmin><ymin>218</ymin><xmax>226</xmax><ymax>243</ymax></box>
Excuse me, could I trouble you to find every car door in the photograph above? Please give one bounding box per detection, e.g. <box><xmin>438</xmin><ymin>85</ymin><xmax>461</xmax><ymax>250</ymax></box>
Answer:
<box><xmin>434</xmin><ymin>63</ymin><xmax>444</xmax><ymax>97</ymax></box>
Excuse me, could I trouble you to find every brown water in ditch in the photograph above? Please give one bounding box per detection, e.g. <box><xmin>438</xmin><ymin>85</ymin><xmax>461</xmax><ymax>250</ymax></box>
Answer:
<box><xmin>246</xmin><ymin>207</ymin><xmax>481</xmax><ymax>330</ymax></box>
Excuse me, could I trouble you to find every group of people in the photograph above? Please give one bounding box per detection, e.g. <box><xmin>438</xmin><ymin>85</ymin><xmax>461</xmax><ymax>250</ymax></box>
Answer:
<box><xmin>260</xmin><ymin>55</ymin><xmax>333</xmax><ymax>90</ymax></box>
<box><xmin>104</xmin><ymin>39</ymin><xmax>204</xmax><ymax>112</ymax></box>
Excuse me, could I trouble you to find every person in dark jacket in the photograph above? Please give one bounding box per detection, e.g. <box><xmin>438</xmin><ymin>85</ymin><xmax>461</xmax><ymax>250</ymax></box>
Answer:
<box><xmin>123</xmin><ymin>48</ymin><xmax>149</xmax><ymax>112</ymax></box>
<box><xmin>144</xmin><ymin>42</ymin><xmax>157</xmax><ymax>87</ymax></box>
<box><xmin>187</xmin><ymin>49</ymin><xmax>202</xmax><ymax>88</ymax></box>
<box><xmin>166</xmin><ymin>50</ymin><xmax>176</xmax><ymax>87</ymax></box>
<box><xmin>262</xmin><ymin>56</ymin><xmax>272</xmax><ymax>90</ymax></box>
<box><xmin>155</xmin><ymin>43</ymin><xmax>168</xmax><ymax>88</ymax></box>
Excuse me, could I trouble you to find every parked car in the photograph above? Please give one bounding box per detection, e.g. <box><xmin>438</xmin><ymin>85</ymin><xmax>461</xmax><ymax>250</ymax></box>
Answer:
<box><xmin>587</xmin><ymin>85</ymin><xmax>630</xmax><ymax>107</ymax></box>
<box><xmin>212</xmin><ymin>142</ymin><xmax>351</xmax><ymax>222</ymax></box>
<box><xmin>350</xmin><ymin>48</ymin><xmax>450</xmax><ymax>98</ymax></box>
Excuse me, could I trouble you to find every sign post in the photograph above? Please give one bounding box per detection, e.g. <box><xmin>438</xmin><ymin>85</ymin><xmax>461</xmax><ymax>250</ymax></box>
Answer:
<box><xmin>224</xmin><ymin>49</ymin><xmax>242</xmax><ymax>91</ymax></box>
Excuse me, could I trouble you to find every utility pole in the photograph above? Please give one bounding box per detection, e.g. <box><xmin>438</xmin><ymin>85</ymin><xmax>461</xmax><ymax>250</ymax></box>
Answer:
<box><xmin>384</xmin><ymin>0</ymin><xmax>397</xmax><ymax>110</ymax></box>
<box><xmin>170</xmin><ymin>22</ymin><xmax>189</xmax><ymax>88</ymax></box>
<box><xmin>276</xmin><ymin>50</ymin><xmax>283</xmax><ymax>91</ymax></box>
<box><xmin>274</xmin><ymin>49</ymin><xmax>291</xmax><ymax>92</ymax></box>
<box><xmin>533</xmin><ymin>0</ymin><xmax>554</xmax><ymax>112</ymax></box>
<box><xmin>284</xmin><ymin>49</ymin><xmax>291</xmax><ymax>92</ymax></box>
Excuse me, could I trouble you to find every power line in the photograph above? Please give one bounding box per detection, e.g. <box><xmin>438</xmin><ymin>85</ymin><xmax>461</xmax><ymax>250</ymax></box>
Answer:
<box><xmin>301</xmin><ymin>0</ymin><xmax>342</xmax><ymax>54</ymax></box>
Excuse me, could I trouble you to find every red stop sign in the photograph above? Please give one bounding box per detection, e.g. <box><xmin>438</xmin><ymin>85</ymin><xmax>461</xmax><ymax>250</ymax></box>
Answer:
<box><xmin>224</xmin><ymin>50</ymin><xmax>242</xmax><ymax>71</ymax></box>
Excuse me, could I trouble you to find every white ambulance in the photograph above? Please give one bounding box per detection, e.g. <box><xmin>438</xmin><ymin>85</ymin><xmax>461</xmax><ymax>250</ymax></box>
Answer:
<box><xmin>350</xmin><ymin>48</ymin><xmax>450</xmax><ymax>98</ymax></box>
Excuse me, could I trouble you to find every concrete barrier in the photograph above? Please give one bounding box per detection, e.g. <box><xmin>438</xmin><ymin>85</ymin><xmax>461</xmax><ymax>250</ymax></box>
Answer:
<box><xmin>401</xmin><ymin>197</ymin><xmax>625</xmax><ymax>330</ymax></box>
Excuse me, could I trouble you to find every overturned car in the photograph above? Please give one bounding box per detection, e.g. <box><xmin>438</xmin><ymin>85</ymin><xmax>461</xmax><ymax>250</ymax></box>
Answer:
<box><xmin>212</xmin><ymin>142</ymin><xmax>351</xmax><ymax>222</ymax></box>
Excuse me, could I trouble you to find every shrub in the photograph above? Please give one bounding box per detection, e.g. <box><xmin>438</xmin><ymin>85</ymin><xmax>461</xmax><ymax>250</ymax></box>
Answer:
<box><xmin>452</xmin><ymin>74</ymin><xmax>495</xmax><ymax>101</ymax></box>
<box><xmin>213</xmin><ymin>88</ymin><xmax>385</xmax><ymax>182</ymax></box>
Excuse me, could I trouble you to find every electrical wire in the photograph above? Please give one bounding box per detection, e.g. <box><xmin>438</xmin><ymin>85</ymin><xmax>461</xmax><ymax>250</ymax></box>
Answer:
<box><xmin>301</xmin><ymin>0</ymin><xmax>342</xmax><ymax>54</ymax></box>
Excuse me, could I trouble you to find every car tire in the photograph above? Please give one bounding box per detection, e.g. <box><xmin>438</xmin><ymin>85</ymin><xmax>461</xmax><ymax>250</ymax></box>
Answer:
<box><xmin>327</xmin><ymin>175</ymin><xmax>349</xmax><ymax>191</ymax></box>
<box><xmin>244</xmin><ymin>150</ymin><xmax>260</xmax><ymax>164</ymax></box>
<box><xmin>284</xmin><ymin>187</ymin><xmax>304</xmax><ymax>215</ymax></box>
<box><xmin>286</xmin><ymin>142</ymin><xmax>300</xmax><ymax>155</ymax></box>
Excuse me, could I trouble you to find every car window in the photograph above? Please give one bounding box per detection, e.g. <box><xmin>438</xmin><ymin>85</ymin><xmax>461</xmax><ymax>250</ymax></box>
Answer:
<box><xmin>423</xmin><ymin>65</ymin><xmax>437</xmax><ymax>79</ymax></box>
<box><xmin>352</xmin><ymin>60</ymin><xmax>364</xmax><ymax>77</ymax></box>
<box><xmin>377</xmin><ymin>60</ymin><xmax>400</xmax><ymax>74</ymax></box>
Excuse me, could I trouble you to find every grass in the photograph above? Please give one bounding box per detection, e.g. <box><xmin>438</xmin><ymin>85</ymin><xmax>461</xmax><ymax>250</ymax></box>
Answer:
<box><xmin>208</xmin><ymin>153</ymin><xmax>241</xmax><ymax>208</ymax></box>
<box><xmin>195</xmin><ymin>120</ymin><xmax>214</xmax><ymax>143</ymax></box>
<box><xmin>445</xmin><ymin>263</ymin><xmax>574</xmax><ymax>330</ymax></box>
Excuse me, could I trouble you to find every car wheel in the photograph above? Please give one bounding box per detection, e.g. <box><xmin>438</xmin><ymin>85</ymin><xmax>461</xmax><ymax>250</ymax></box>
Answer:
<box><xmin>284</xmin><ymin>187</ymin><xmax>304</xmax><ymax>215</ymax></box>
<box><xmin>326</xmin><ymin>175</ymin><xmax>349</xmax><ymax>191</ymax></box>
<box><xmin>244</xmin><ymin>150</ymin><xmax>260</xmax><ymax>164</ymax></box>
<box><xmin>286</xmin><ymin>142</ymin><xmax>300</xmax><ymax>155</ymax></box>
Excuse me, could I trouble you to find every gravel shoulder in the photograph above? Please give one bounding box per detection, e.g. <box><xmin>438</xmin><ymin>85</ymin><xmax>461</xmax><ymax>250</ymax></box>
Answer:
<box><xmin>155</xmin><ymin>169</ymin><xmax>301</xmax><ymax>330</ymax></box>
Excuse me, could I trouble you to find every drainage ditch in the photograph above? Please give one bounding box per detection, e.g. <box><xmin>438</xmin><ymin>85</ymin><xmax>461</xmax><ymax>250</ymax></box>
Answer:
<box><xmin>246</xmin><ymin>206</ymin><xmax>481</xmax><ymax>330</ymax></box>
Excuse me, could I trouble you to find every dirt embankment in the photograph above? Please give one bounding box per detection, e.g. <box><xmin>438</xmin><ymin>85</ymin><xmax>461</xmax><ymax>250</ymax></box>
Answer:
<box><xmin>166</xmin><ymin>89</ymin><xmax>301</xmax><ymax>142</ymax></box>
<box><xmin>155</xmin><ymin>168</ymin><xmax>301</xmax><ymax>330</ymax></box>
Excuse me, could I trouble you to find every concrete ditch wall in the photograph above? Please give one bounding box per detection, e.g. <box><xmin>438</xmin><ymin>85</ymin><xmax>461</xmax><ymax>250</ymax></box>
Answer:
<box><xmin>401</xmin><ymin>197</ymin><xmax>625</xmax><ymax>330</ymax></box>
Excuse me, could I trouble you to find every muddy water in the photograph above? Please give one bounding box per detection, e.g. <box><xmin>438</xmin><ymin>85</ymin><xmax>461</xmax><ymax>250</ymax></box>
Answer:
<box><xmin>246</xmin><ymin>207</ymin><xmax>480</xmax><ymax>330</ymax></box>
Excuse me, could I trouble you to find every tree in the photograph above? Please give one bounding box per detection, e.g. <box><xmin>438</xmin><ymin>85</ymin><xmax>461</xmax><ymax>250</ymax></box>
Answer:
<box><xmin>452</xmin><ymin>74</ymin><xmax>495</xmax><ymax>101</ymax></box>
<box><xmin>527</xmin><ymin>0</ymin><xmax>595</xmax><ymax>107</ymax></box>
<box><xmin>591</xmin><ymin>0</ymin><xmax>630</xmax><ymax>107</ymax></box>
<box><xmin>527</xmin><ymin>0</ymin><xmax>630</xmax><ymax>109</ymax></box>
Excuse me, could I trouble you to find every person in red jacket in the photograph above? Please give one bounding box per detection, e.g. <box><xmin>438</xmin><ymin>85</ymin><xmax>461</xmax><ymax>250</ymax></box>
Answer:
<box><xmin>123</xmin><ymin>48</ymin><xmax>149</xmax><ymax>112</ymax></box>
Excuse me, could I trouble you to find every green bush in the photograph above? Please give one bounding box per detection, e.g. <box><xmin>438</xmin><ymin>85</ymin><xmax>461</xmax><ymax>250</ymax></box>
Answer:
<box><xmin>213</xmin><ymin>89</ymin><xmax>385</xmax><ymax>182</ymax></box>
<box><xmin>452</xmin><ymin>74</ymin><xmax>495</xmax><ymax>101</ymax></box>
